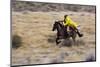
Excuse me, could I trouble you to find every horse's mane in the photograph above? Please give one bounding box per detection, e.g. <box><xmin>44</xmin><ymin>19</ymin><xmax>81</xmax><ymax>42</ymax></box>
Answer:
<box><xmin>57</xmin><ymin>22</ymin><xmax>65</xmax><ymax>29</ymax></box>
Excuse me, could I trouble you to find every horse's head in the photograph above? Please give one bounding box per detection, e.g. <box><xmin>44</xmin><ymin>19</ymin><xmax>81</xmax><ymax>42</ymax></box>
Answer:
<box><xmin>52</xmin><ymin>21</ymin><xmax>59</xmax><ymax>31</ymax></box>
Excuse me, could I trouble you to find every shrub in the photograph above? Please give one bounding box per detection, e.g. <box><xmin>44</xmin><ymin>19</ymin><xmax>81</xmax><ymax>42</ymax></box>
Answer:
<box><xmin>12</xmin><ymin>34</ymin><xmax>22</xmax><ymax>49</ymax></box>
<box><xmin>85</xmin><ymin>51</ymin><xmax>96</xmax><ymax>62</ymax></box>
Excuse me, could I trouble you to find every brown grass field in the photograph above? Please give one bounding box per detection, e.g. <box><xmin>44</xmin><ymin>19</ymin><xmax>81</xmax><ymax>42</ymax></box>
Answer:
<box><xmin>12</xmin><ymin>11</ymin><xmax>95</xmax><ymax>66</ymax></box>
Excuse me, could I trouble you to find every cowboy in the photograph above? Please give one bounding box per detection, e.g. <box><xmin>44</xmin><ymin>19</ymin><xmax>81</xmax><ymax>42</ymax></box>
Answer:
<box><xmin>63</xmin><ymin>15</ymin><xmax>83</xmax><ymax>37</ymax></box>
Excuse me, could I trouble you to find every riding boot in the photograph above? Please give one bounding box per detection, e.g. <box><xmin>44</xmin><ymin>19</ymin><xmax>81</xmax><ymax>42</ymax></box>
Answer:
<box><xmin>76</xmin><ymin>30</ymin><xmax>83</xmax><ymax>37</ymax></box>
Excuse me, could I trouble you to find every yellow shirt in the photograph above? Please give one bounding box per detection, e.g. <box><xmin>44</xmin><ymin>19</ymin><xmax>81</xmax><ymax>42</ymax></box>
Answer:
<box><xmin>63</xmin><ymin>16</ymin><xmax>78</xmax><ymax>28</ymax></box>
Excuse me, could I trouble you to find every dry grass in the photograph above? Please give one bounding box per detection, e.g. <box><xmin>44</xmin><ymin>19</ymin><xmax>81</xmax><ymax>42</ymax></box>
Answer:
<box><xmin>12</xmin><ymin>11</ymin><xmax>95</xmax><ymax>65</ymax></box>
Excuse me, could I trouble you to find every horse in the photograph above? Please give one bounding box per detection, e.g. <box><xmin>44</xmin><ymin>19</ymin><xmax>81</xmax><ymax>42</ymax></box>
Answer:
<box><xmin>52</xmin><ymin>21</ymin><xmax>77</xmax><ymax>46</ymax></box>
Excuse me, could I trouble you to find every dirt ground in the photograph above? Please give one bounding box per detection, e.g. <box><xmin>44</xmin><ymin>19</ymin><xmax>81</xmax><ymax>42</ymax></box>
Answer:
<box><xmin>12</xmin><ymin>11</ymin><xmax>95</xmax><ymax>66</ymax></box>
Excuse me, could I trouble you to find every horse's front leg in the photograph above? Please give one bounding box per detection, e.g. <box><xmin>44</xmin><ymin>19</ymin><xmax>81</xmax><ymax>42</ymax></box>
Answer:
<box><xmin>56</xmin><ymin>37</ymin><xmax>59</xmax><ymax>45</ymax></box>
<box><xmin>72</xmin><ymin>34</ymin><xmax>76</xmax><ymax>45</ymax></box>
<box><xmin>56</xmin><ymin>37</ymin><xmax>61</xmax><ymax>45</ymax></box>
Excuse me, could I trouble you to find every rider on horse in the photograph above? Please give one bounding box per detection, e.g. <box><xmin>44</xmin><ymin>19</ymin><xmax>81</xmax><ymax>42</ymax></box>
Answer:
<box><xmin>63</xmin><ymin>15</ymin><xmax>83</xmax><ymax>37</ymax></box>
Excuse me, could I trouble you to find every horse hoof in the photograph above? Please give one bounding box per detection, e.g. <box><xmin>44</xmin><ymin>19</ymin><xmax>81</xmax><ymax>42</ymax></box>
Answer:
<box><xmin>56</xmin><ymin>42</ymin><xmax>59</xmax><ymax>45</ymax></box>
<box><xmin>56</xmin><ymin>42</ymin><xmax>60</xmax><ymax>45</ymax></box>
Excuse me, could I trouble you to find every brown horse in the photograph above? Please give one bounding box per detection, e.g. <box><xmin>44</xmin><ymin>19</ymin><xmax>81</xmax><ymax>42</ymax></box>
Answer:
<box><xmin>52</xmin><ymin>21</ymin><xmax>77</xmax><ymax>46</ymax></box>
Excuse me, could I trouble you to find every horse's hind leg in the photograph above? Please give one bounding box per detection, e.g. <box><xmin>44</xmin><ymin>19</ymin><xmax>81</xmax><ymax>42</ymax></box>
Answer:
<box><xmin>73</xmin><ymin>38</ymin><xmax>76</xmax><ymax>43</ymax></box>
<box><xmin>71</xmin><ymin>37</ymin><xmax>75</xmax><ymax>46</ymax></box>
<box><xmin>72</xmin><ymin>34</ymin><xmax>76</xmax><ymax>45</ymax></box>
